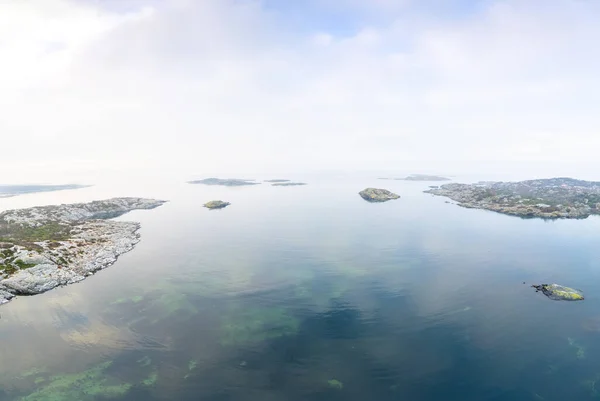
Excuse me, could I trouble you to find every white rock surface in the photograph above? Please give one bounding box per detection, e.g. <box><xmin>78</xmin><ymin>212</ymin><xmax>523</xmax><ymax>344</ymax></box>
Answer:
<box><xmin>0</xmin><ymin>198</ymin><xmax>165</xmax><ymax>304</ymax></box>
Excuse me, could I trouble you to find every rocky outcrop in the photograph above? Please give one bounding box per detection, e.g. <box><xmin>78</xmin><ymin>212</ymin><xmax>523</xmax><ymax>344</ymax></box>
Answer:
<box><xmin>188</xmin><ymin>178</ymin><xmax>259</xmax><ymax>186</ymax></box>
<box><xmin>359</xmin><ymin>188</ymin><xmax>400</xmax><ymax>202</ymax></box>
<box><xmin>203</xmin><ymin>200</ymin><xmax>230</xmax><ymax>209</ymax></box>
<box><xmin>425</xmin><ymin>178</ymin><xmax>600</xmax><ymax>219</ymax></box>
<box><xmin>0</xmin><ymin>198</ymin><xmax>166</xmax><ymax>305</ymax></box>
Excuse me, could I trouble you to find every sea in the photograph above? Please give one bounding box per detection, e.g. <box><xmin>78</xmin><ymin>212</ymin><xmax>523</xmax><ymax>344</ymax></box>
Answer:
<box><xmin>1</xmin><ymin>173</ymin><xmax>600</xmax><ymax>401</ymax></box>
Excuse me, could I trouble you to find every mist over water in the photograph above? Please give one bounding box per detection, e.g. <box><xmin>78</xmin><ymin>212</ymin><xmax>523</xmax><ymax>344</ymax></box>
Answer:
<box><xmin>1</xmin><ymin>174</ymin><xmax>600</xmax><ymax>401</ymax></box>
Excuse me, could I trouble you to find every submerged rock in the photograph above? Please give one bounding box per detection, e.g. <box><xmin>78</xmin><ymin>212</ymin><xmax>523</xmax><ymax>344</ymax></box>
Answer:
<box><xmin>203</xmin><ymin>200</ymin><xmax>231</xmax><ymax>209</ymax></box>
<box><xmin>532</xmin><ymin>283</ymin><xmax>584</xmax><ymax>301</ymax></box>
<box><xmin>359</xmin><ymin>188</ymin><xmax>400</xmax><ymax>202</ymax></box>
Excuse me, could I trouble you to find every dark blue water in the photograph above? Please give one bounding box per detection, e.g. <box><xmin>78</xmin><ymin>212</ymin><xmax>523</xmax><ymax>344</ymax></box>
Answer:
<box><xmin>1</xmin><ymin>176</ymin><xmax>600</xmax><ymax>401</ymax></box>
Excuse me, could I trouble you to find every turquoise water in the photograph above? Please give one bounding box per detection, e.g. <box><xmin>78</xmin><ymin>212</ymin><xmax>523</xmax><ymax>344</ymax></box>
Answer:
<box><xmin>1</xmin><ymin>176</ymin><xmax>600</xmax><ymax>401</ymax></box>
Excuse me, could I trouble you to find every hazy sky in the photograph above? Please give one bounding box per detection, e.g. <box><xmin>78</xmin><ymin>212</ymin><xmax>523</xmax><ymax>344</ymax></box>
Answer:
<box><xmin>1</xmin><ymin>0</ymin><xmax>599</xmax><ymax>182</ymax></box>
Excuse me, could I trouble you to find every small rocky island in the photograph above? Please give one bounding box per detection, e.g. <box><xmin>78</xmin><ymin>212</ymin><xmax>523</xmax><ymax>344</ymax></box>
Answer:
<box><xmin>188</xmin><ymin>178</ymin><xmax>259</xmax><ymax>186</ymax></box>
<box><xmin>359</xmin><ymin>188</ymin><xmax>400</xmax><ymax>202</ymax></box>
<box><xmin>203</xmin><ymin>200</ymin><xmax>230</xmax><ymax>209</ymax></box>
<box><xmin>425</xmin><ymin>178</ymin><xmax>600</xmax><ymax>219</ymax></box>
<box><xmin>0</xmin><ymin>197</ymin><xmax>166</xmax><ymax>305</ymax></box>
<box><xmin>264</xmin><ymin>179</ymin><xmax>290</xmax><ymax>183</ymax></box>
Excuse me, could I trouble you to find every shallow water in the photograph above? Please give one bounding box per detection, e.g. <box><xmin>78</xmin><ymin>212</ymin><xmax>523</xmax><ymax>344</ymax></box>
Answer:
<box><xmin>1</xmin><ymin>175</ymin><xmax>600</xmax><ymax>401</ymax></box>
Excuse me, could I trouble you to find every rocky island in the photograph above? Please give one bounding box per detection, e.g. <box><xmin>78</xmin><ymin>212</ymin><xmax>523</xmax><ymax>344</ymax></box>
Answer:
<box><xmin>188</xmin><ymin>178</ymin><xmax>259</xmax><ymax>186</ymax></box>
<box><xmin>0</xmin><ymin>197</ymin><xmax>166</xmax><ymax>305</ymax></box>
<box><xmin>203</xmin><ymin>200</ymin><xmax>230</xmax><ymax>209</ymax></box>
<box><xmin>264</xmin><ymin>179</ymin><xmax>290</xmax><ymax>183</ymax></box>
<box><xmin>359</xmin><ymin>188</ymin><xmax>400</xmax><ymax>202</ymax></box>
<box><xmin>425</xmin><ymin>178</ymin><xmax>600</xmax><ymax>219</ymax></box>
<box><xmin>272</xmin><ymin>182</ymin><xmax>307</xmax><ymax>187</ymax></box>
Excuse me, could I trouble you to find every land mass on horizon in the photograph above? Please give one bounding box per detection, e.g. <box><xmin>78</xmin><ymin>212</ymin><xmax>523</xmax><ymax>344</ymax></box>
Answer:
<box><xmin>188</xmin><ymin>178</ymin><xmax>259</xmax><ymax>186</ymax></box>
<box><xmin>426</xmin><ymin>177</ymin><xmax>600</xmax><ymax>219</ymax></box>
<box><xmin>0</xmin><ymin>184</ymin><xmax>89</xmax><ymax>198</ymax></box>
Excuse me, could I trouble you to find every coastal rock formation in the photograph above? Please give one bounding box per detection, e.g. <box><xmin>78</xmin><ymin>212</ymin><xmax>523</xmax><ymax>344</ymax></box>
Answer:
<box><xmin>532</xmin><ymin>283</ymin><xmax>584</xmax><ymax>301</ymax></box>
<box><xmin>203</xmin><ymin>200</ymin><xmax>230</xmax><ymax>209</ymax></box>
<box><xmin>425</xmin><ymin>178</ymin><xmax>600</xmax><ymax>219</ymax></box>
<box><xmin>188</xmin><ymin>178</ymin><xmax>259</xmax><ymax>186</ymax></box>
<box><xmin>0</xmin><ymin>198</ymin><xmax>166</xmax><ymax>305</ymax></box>
<box><xmin>359</xmin><ymin>188</ymin><xmax>400</xmax><ymax>202</ymax></box>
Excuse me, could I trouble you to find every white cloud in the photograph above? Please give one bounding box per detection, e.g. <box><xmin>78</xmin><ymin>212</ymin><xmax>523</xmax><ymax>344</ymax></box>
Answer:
<box><xmin>0</xmin><ymin>0</ymin><xmax>599</xmax><ymax>182</ymax></box>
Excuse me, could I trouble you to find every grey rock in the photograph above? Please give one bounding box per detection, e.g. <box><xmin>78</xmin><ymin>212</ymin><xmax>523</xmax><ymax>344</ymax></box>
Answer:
<box><xmin>0</xmin><ymin>197</ymin><xmax>166</xmax><ymax>226</ymax></box>
<box><xmin>0</xmin><ymin>198</ymin><xmax>165</xmax><ymax>305</ymax></box>
<box><xmin>359</xmin><ymin>188</ymin><xmax>400</xmax><ymax>202</ymax></box>
<box><xmin>204</xmin><ymin>200</ymin><xmax>231</xmax><ymax>209</ymax></box>
<box><xmin>425</xmin><ymin>178</ymin><xmax>600</xmax><ymax>219</ymax></box>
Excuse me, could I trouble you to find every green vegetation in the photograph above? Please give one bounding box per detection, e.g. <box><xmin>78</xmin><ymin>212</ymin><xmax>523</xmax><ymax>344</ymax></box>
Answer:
<box><xmin>14</xmin><ymin>259</ymin><xmax>36</xmax><ymax>269</ymax></box>
<box><xmin>0</xmin><ymin>222</ymin><xmax>72</xmax><ymax>242</ymax></box>
<box><xmin>568</xmin><ymin>337</ymin><xmax>585</xmax><ymax>359</ymax></box>
<box><xmin>19</xmin><ymin>361</ymin><xmax>131</xmax><ymax>401</ymax></box>
<box><xmin>327</xmin><ymin>379</ymin><xmax>344</xmax><ymax>390</ymax></box>
<box><xmin>220</xmin><ymin>306</ymin><xmax>300</xmax><ymax>346</ymax></box>
<box><xmin>142</xmin><ymin>371</ymin><xmax>158</xmax><ymax>386</ymax></box>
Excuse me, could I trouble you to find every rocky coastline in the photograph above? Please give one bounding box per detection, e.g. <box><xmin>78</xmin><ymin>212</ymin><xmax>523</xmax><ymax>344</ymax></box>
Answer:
<box><xmin>0</xmin><ymin>198</ymin><xmax>166</xmax><ymax>305</ymax></box>
<box><xmin>425</xmin><ymin>178</ymin><xmax>600</xmax><ymax>219</ymax></box>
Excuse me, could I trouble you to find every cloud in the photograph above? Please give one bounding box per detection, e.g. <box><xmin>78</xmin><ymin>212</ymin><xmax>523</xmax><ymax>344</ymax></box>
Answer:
<box><xmin>0</xmin><ymin>0</ymin><xmax>599</xmax><ymax>182</ymax></box>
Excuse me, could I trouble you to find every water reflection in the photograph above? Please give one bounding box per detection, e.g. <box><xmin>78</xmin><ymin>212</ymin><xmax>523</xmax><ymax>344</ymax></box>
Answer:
<box><xmin>1</xmin><ymin>179</ymin><xmax>600</xmax><ymax>400</ymax></box>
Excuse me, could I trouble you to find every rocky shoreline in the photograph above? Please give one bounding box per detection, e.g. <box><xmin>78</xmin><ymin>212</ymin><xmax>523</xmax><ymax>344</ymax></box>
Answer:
<box><xmin>425</xmin><ymin>178</ymin><xmax>600</xmax><ymax>219</ymax></box>
<box><xmin>0</xmin><ymin>198</ymin><xmax>166</xmax><ymax>305</ymax></box>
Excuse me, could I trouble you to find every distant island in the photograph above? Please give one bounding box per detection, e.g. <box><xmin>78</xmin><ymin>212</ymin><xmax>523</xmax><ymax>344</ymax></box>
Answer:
<box><xmin>204</xmin><ymin>200</ymin><xmax>230</xmax><ymax>209</ymax></box>
<box><xmin>188</xmin><ymin>178</ymin><xmax>259</xmax><ymax>186</ymax></box>
<box><xmin>378</xmin><ymin>175</ymin><xmax>451</xmax><ymax>182</ymax></box>
<box><xmin>0</xmin><ymin>197</ymin><xmax>166</xmax><ymax>305</ymax></box>
<box><xmin>0</xmin><ymin>184</ymin><xmax>89</xmax><ymax>198</ymax></box>
<box><xmin>403</xmin><ymin>174</ymin><xmax>451</xmax><ymax>182</ymax></box>
<box><xmin>264</xmin><ymin>179</ymin><xmax>290</xmax><ymax>183</ymax></box>
<box><xmin>359</xmin><ymin>188</ymin><xmax>400</xmax><ymax>202</ymax></box>
<box><xmin>272</xmin><ymin>182</ymin><xmax>307</xmax><ymax>187</ymax></box>
<box><xmin>425</xmin><ymin>178</ymin><xmax>600</xmax><ymax>219</ymax></box>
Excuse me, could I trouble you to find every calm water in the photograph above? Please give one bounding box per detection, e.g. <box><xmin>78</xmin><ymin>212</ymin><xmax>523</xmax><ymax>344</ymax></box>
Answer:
<box><xmin>2</xmin><ymin>175</ymin><xmax>600</xmax><ymax>401</ymax></box>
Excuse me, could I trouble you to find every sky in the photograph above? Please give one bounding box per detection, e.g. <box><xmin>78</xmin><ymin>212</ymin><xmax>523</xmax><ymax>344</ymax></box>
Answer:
<box><xmin>1</xmin><ymin>0</ymin><xmax>599</xmax><ymax>183</ymax></box>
